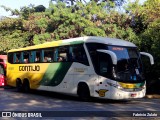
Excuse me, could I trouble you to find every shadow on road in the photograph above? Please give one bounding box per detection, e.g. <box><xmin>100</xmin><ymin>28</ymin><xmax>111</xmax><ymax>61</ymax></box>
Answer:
<box><xmin>1</xmin><ymin>87</ymin><xmax>160</xmax><ymax>117</ymax></box>
<box><xmin>2</xmin><ymin>87</ymin><xmax>130</xmax><ymax>104</ymax></box>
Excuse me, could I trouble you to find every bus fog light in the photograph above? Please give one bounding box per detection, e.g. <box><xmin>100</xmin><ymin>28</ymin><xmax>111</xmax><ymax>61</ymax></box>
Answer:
<box><xmin>141</xmin><ymin>85</ymin><xmax>146</xmax><ymax>89</ymax></box>
<box><xmin>117</xmin><ymin>86</ymin><xmax>122</xmax><ymax>89</ymax></box>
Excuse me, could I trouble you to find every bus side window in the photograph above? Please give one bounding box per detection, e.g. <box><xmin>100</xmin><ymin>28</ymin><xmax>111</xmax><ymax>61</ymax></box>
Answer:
<box><xmin>0</xmin><ymin>65</ymin><xmax>4</xmax><ymax>75</ymax></box>
<box><xmin>70</xmin><ymin>44</ymin><xmax>89</xmax><ymax>65</ymax></box>
<box><xmin>29</xmin><ymin>51</ymin><xmax>35</xmax><ymax>63</ymax></box>
<box><xmin>43</xmin><ymin>56</ymin><xmax>48</xmax><ymax>62</ymax></box>
<box><xmin>57</xmin><ymin>46</ymin><xmax>69</xmax><ymax>62</ymax></box>
<box><xmin>8</xmin><ymin>53</ymin><xmax>14</xmax><ymax>64</ymax></box>
<box><xmin>23</xmin><ymin>52</ymin><xmax>29</xmax><ymax>63</ymax></box>
<box><xmin>35</xmin><ymin>51</ymin><xmax>41</xmax><ymax>63</ymax></box>
<box><xmin>14</xmin><ymin>53</ymin><xmax>21</xmax><ymax>63</ymax></box>
<box><xmin>54</xmin><ymin>48</ymin><xmax>58</xmax><ymax>62</ymax></box>
<box><xmin>43</xmin><ymin>49</ymin><xmax>54</xmax><ymax>63</ymax></box>
<box><xmin>35</xmin><ymin>56</ymin><xmax>40</xmax><ymax>62</ymax></box>
<box><xmin>24</xmin><ymin>58</ymin><xmax>28</xmax><ymax>63</ymax></box>
<box><xmin>16</xmin><ymin>58</ymin><xmax>19</xmax><ymax>63</ymax></box>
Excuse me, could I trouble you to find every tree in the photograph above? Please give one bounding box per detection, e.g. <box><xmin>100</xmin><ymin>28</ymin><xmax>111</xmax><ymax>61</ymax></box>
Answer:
<box><xmin>34</xmin><ymin>5</ymin><xmax>46</xmax><ymax>12</ymax></box>
<box><xmin>125</xmin><ymin>0</ymin><xmax>160</xmax><ymax>93</ymax></box>
<box><xmin>45</xmin><ymin>1</ymin><xmax>137</xmax><ymax>41</ymax></box>
<box><xmin>51</xmin><ymin>0</ymin><xmax>125</xmax><ymax>6</ymax></box>
<box><xmin>141</xmin><ymin>0</ymin><xmax>160</xmax><ymax>24</ymax></box>
<box><xmin>1</xmin><ymin>4</ymin><xmax>46</xmax><ymax>19</ymax></box>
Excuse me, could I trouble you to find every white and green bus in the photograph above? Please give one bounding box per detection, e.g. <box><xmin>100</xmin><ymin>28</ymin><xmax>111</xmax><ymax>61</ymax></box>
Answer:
<box><xmin>7</xmin><ymin>36</ymin><xmax>154</xmax><ymax>100</ymax></box>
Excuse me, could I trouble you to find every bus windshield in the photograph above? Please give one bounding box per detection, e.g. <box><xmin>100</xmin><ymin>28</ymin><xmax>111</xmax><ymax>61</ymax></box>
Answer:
<box><xmin>108</xmin><ymin>46</ymin><xmax>144</xmax><ymax>82</ymax></box>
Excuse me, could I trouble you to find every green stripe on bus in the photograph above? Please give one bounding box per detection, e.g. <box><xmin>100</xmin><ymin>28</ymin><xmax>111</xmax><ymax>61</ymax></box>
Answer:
<box><xmin>136</xmin><ymin>82</ymin><xmax>145</xmax><ymax>87</ymax></box>
<box><xmin>39</xmin><ymin>62</ymin><xmax>72</xmax><ymax>86</ymax></box>
<box><xmin>61</xmin><ymin>40</ymin><xmax>84</xmax><ymax>46</ymax></box>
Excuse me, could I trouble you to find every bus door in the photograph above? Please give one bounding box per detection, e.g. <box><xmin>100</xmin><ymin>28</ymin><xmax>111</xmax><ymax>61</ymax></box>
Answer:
<box><xmin>95</xmin><ymin>51</ymin><xmax>114</xmax><ymax>97</ymax></box>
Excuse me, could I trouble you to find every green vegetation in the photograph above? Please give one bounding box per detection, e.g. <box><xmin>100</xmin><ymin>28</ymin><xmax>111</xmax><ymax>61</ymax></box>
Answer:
<box><xmin>0</xmin><ymin>0</ymin><xmax>160</xmax><ymax>93</ymax></box>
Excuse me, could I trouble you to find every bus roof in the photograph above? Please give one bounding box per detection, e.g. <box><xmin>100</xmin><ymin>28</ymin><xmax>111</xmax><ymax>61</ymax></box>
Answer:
<box><xmin>84</xmin><ymin>36</ymin><xmax>136</xmax><ymax>47</ymax></box>
<box><xmin>8</xmin><ymin>36</ymin><xmax>136</xmax><ymax>52</ymax></box>
<box><xmin>0</xmin><ymin>55</ymin><xmax>7</xmax><ymax>59</ymax></box>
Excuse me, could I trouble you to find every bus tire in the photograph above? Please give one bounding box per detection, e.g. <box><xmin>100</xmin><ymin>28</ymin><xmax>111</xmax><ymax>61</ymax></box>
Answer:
<box><xmin>16</xmin><ymin>79</ymin><xmax>23</xmax><ymax>92</ymax></box>
<box><xmin>77</xmin><ymin>83</ymin><xmax>90</xmax><ymax>101</ymax></box>
<box><xmin>23</xmin><ymin>79</ymin><xmax>30</xmax><ymax>93</ymax></box>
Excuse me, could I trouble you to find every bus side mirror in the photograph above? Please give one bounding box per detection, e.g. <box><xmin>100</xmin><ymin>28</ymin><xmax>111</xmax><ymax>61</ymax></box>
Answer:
<box><xmin>140</xmin><ymin>52</ymin><xmax>154</xmax><ymax>65</ymax></box>
<box><xmin>97</xmin><ymin>49</ymin><xmax>117</xmax><ymax>65</ymax></box>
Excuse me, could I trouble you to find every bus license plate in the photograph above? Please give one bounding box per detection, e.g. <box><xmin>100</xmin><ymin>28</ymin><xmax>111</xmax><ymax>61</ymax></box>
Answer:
<box><xmin>130</xmin><ymin>93</ymin><xmax>137</xmax><ymax>97</ymax></box>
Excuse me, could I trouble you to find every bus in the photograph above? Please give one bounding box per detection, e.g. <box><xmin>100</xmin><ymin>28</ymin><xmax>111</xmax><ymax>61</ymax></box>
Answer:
<box><xmin>0</xmin><ymin>55</ymin><xmax>7</xmax><ymax>86</ymax></box>
<box><xmin>6</xmin><ymin>36</ymin><xmax>154</xmax><ymax>100</ymax></box>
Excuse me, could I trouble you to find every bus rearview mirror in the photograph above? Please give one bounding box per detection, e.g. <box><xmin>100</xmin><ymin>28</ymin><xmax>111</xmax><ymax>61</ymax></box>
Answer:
<box><xmin>140</xmin><ymin>52</ymin><xmax>154</xmax><ymax>65</ymax></box>
<box><xmin>97</xmin><ymin>49</ymin><xmax>117</xmax><ymax>65</ymax></box>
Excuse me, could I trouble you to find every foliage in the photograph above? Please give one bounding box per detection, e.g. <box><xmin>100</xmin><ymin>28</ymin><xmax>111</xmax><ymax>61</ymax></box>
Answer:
<box><xmin>0</xmin><ymin>18</ymin><xmax>23</xmax><ymax>30</ymax></box>
<box><xmin>0</xmin><ymin>30</ymin><xmax>30</xmax><ymax>53</ymax></box>
<box><xmin>23</xmin><ymin>13</ymin><xmax>49</xmax><ymax>34</ymax></box>
<box><xmin>1</xmin><ymin>4</ymin><xmax>46</xmax><ymax>20</ymax></box>
<box><xmin>140</xmin><ymin>19</ymin><xmax>160</xmax><ymax>79</ymax></box>
<box><xmin>33</xmin><ymin>33</ymin><xmax>51</xmax><ymax>45</ymax></box>
<box><xmin>45</xmin><ymin>1</ymin><xmax>136</xmax><ymax>40</ymax></box>
<box><xmin>51</xmin><ymin>0</ymin><xmax>125</xmax><ymax>6</ymax></box>
<box><xmin>34</xmin><ymin>5</ymin><xmax>46</xmax><ymax>12</ymax></box>
<box><xmin>141</xmin><ymin>0</ymin><xmax>160</xmax><ymax>24</ymax></box>
<box><xmin>125</xmin><ymin>0</ymin><xmax>160</xmax><ymax>93</ymax></box>
<box><xmin>0</xmin><ymin>1</ymin><xmax>137</xmax><ymax>51</ymax></box>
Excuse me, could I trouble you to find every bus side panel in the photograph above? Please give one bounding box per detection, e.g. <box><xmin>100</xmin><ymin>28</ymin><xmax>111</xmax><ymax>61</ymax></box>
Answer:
<box><xmin>7</xmin><ymin>63</ymin><xmax>49</xmax><ymax>88</ymax></box>
<box><xmin>39</xmin><ymin>62</ymin><xmax>72</xmax><ymax>86</ymax></box>
<box><xmin>63</xmin><ymin>62</ymin><xmax>97</xmax><ymax>96</ymax></box>
<box><xmin>7</xmin><ymin>62</ymin><xmax>72</xmax><ymax>90</ymax></box>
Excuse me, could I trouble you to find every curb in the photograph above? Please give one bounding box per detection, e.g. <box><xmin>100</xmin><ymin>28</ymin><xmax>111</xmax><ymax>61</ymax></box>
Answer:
<box><xmin>145</xmin><ymin>94</ymin><xmax>160</xmax><ymax>99</ymax></box>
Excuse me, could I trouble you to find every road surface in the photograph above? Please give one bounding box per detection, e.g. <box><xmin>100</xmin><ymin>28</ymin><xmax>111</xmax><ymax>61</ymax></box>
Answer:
<box><xmin>0</xmin><ymin>87</ymin><xmax>160</xmax><ymax>120</ymax></box>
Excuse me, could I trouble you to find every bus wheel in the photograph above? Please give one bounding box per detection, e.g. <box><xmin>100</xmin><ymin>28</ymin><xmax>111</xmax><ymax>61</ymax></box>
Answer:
<box><xmin>77</xmin><ymin>83</ymin><xmax>90</xmax><ymax>101</ymax></box>
<box><xmin>23</xmin><ymin>79</ymin><xmax>30</xmax><ymax>93</ymax></box>
<box><xmin>16</xmin><ymin>79</ymin><xmax>23</xmax><ymax>92</ymax></box>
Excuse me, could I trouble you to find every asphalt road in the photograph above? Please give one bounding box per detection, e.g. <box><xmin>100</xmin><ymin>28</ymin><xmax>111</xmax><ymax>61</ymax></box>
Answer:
<box><xmin>0</xmin><ymin>87</ymin><xmax>160</xmax><ymax>120</ymax></box>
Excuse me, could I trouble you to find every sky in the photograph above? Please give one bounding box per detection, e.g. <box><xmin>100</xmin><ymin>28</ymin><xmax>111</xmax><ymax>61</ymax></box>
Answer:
<box><xmin>0</xmin><ymin>0</ymin><xmax>146</xmax><ymax>17</ymax></box>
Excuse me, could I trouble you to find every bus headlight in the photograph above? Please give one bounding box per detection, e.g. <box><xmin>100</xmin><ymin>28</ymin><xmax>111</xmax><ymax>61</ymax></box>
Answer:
<box><xmin>141</xmin><ymin>84</ymin><xmax>146</xmax><ymax>89</ymax></box>
<box><xmin>107</xmin><ymin>82</ymin><xmax>123</xmax><ymax>89</ymax></box>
